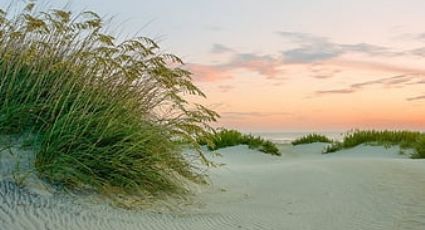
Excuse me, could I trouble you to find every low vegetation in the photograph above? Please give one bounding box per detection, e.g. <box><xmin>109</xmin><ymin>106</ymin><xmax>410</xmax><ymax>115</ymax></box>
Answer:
<box><xmin>412</xmin><ymin>136</ymin><xmax>425</xmax><ymax>159</ymax></box>
<box><xmin>291</xmin><ymin>133</ymin><xmax>332</xmax><ymax>145</ymax></box>
<box><xmin>323</xmin><ymin>130</ymin><xmax>425</xmax><ymax>158</ymax></box>
<box><xmin>0</xmin><ymin>3</ymin><xmax>218</xmax><ymax>200</ymax></box>
<box><xmin>199</xmin><ymin>129</ymin><xmax>280</xmax><ymax>156</ymax></box>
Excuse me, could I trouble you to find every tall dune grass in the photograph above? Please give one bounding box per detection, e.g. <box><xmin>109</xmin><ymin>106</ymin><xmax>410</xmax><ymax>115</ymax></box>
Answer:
<box><xmin>0</xmin><ymin>3</ymin><xmax>218</xmax><ymax>198</ymax></box>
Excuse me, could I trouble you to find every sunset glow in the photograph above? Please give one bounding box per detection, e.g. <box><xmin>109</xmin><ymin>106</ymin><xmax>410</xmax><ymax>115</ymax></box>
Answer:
<box><xmin>7</xmin><ymin>0</ymin><xmax>425</xmax><ymax>131</ymax></box>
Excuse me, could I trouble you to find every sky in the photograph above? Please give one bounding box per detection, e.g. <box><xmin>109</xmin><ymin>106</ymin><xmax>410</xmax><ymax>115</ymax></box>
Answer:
<box><xmin>4</xmin><ymin>0</ymin><xmax>425</xmax><ymax>131</ymax></box>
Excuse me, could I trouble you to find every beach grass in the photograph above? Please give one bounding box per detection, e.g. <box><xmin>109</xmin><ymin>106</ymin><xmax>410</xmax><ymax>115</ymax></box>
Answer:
<box><xmin>291</xmin><ymin>133</ymin><xmax>332</xmax><ymax>145</ymax></box>
<box><xmin>412</xmin><ymin>136</ymin><xmax>425</xmax><ymax>159</ymax></box>
<box><xmin>0</xmin><ymin>3</ymin><xmax>218</xmax><ymax>199</ymax></box>
<box><xmin>198</xmin><ymin>129</ymin><xmax>280</xmax><ymax>156</ymax></box>
<box><xmin>323</xmin><ymin>130</ymin><xmax>425</xmax><ymax>158</ymax></box>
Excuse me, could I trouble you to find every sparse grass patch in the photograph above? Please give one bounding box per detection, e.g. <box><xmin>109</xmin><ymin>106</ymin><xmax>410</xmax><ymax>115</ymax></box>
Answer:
<box><xmin>199</xmin><ymin>129</ymin><xmax>280</xmax><ymax>156</ymax></box>
<box><xmin>291</xmin><ymin>134</ymin><xmax>332</xmax><ymax>145</ymax></box>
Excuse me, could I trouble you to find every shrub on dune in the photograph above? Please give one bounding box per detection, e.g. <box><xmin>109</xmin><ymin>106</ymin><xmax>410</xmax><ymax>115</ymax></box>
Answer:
<box><xmin>291</xmin><ymin>133</ymin><xmax>332</xmax><ymax>145</ymax></box>
<box><xmin>0</xmin><ymin>3</ymin><xmax>218</xmax><ymax>199</ymax></box>
<box><xmin>199</xmin><ymin>129</ymin><xmax>281</xmax><ymax>156</ymax></box>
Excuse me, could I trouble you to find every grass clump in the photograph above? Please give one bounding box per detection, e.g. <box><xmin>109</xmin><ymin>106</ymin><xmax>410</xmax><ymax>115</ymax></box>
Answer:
<box><xmin>199</xmin><ymin>129</ymin><xmax>280</xmax><ymax>156</ymax></box>
<box><xmin>412</xmin><ymin>136</ymin><xmax>425</xmax><ymax>159</ymax></box>
<box><xmin>291</xmin><ymin>133</ymin><xmax>332</xmax><ymax>145</ymax></box>
<box><xmin>0</xmin><ymin>3</ymin><xmax>218</xmax><ymax>200</ymax></box>
<box><xmin>323</xmin><ymin>130</ymin><xmax>424</xmax><ymax>157</ymax></box>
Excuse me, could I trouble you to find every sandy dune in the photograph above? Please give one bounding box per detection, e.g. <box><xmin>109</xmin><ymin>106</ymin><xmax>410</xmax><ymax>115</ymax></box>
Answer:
<box><xmin>1</xmin><ymin>144</ymin><xmax>425</xmax><ymax>230</ymax></box>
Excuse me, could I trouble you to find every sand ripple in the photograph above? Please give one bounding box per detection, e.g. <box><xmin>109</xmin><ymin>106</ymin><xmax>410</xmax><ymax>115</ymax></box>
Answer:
<box><xmin>1</xmin><ymin>144</ymin><xmax>425</xmax><ymax>230</ymax></box>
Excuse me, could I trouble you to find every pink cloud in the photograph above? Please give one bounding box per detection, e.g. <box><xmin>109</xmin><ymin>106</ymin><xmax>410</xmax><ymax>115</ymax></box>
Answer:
<box><xmin>187</xmin><ymin>64</ymin><xmax>231</xmax><ymax>82</ymax></box>
<box><xmin>234</xmin><ymin>58</ymin><xmax>282</xmax><ymax>78</ymax></box>
<box><xmin>188</xmin><ymin>54</ymin><xmax>284</xmax><ymax>82</ymax></box>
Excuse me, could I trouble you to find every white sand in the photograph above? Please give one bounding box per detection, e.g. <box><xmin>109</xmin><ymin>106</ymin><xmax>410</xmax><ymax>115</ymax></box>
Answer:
<box><xmin>1</xmin><ymin>143</ymin><xmax>425</xmax><ymax>229</ymax></box>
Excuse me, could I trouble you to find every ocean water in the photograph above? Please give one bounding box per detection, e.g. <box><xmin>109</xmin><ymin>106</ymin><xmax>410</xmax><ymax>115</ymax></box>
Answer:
<box><xmin>251</xmin><ymin>131</ymin><xmax>345</xmax><ymax>144</ymax></box>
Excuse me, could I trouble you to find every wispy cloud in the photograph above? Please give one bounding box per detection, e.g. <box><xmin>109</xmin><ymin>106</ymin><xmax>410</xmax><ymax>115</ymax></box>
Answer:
<box><xmin>316</xmin><ymin>74</ymin><xmax>424</xmax><ymax>96</ymax></box>
<box><xmin>277</xmin><ymin>31</ymin><xmax>341</xmax><ymax>62</ymax></box>
<box><xmin>277</xmin><ymin>31</ymin><xmax>398</xmax><ymax>63</ymax></box>
<box><xmin>217</xmin><ymin>85</ymin><xmax>234</xmax><ymax>92</ymax></box>
<box><xmin>316</xmin><ymin>88</ymin><xmax>355</xmax><ymax>95</ymax></box>
<box><xmin>395</xmin><ymin>32</ymin><xmax>425</xmax><ymax>41</ymax></box>
<box><xmin>328</xmin><ymin>59</ymin><xmax>425</xmax><ymax>74</ymax></box>
<box><xmin>211</xmin><ymin>43</ymin><xmax>234</xmax><ymax>54</ymax></box>
<box><xmin>407</xmin><ymin>95</ymin><xmax>425</xmax><ymax>101</ymax></box>
<box><xmin>190</xmin><ymin>32</ymin><xmax>425</xmax><ymax>83</ymax></box>
<box><xmin>224</xmin><ymin>53</ymin><xmax>282</xmax><ymax>78</ymax></box>
<box><xmin>283</xmin><ymin>46</ymin><xmax>342</xmax><ymax>63</ymax></box>
<box><xmin>189</xmin><ymin>45</ymin><xmax>284</xmax><ymax>82</ymax></box>
<box><xmin>309</xmin><ymin>65</ymin><xmax>341</xmax><ymax>79</ymax></box>
<box><xmin>351</xmin><ymin>75</ymin><xmax>412</xmax><ymax>88</ymax></box>
<box><xmin>339</xmin><ymin>43</ymin><xmax>394</xmax><ymax>56</ymax></box>
<box><xmin>221</xmin><ymin>111</ymin><xmax>291</xmax><ymax>120</ymax></box>
<box><xmin>276</xmin><ymin>31</ymin><xmax>328</xmax><ymax>44</ymax></box>
<box><xmin>409</xmin><ymin>47</ymin><xmax>425</xmax><ymax>57</ymax></box>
